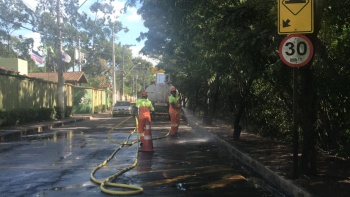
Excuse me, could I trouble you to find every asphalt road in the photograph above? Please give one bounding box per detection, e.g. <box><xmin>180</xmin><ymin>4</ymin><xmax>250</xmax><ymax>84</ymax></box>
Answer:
<box><xmin>0</xmin><ymin>114</ymin><xmax>276</xmax><ymax>197</ymax></box>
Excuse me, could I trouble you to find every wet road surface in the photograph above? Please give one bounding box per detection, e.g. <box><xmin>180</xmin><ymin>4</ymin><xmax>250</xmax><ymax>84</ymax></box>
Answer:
<box><xmin>0</xmin><ymin>114</ymin><xmax>276</xmax><ymax>197</ymax></box>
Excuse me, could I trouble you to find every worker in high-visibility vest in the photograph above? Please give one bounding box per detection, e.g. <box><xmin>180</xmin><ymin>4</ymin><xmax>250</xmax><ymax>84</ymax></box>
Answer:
<box><xmin>135</xmin><ymin>91</ymin><xmax>155</xmax><ymax>141</ymax></box>
<box><xmin>168</xmin><ymin>87</ymin><xmax>181</xmax><ymax>136</ymax></box>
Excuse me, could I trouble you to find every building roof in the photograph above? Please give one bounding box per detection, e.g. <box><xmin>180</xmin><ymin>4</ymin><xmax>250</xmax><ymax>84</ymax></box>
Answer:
<box><xmin>99</xmin><ymin>82</ymin><xmax>111</xmax><ymax>88</ymax></box>
<box><xmin>0</xmin><ymin>66</ymin><xmax>19</xmax><ymax>74</ymax></box>
<box><xmin>28</xmin><ymin>72</ymin><xmax>88</xmax><ymax>84</ymax></box>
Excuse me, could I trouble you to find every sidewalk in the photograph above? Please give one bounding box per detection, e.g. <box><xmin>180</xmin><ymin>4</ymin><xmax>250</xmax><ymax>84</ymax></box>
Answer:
<box><xmin>182</xmin><ymin>108</ymin><xmax>311</xmax><ymax>197</ymax></box>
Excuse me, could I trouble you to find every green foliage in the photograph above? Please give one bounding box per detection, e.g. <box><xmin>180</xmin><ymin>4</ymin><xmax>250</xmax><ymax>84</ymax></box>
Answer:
<box><xmin>54</xmin><ymin>106</ymin><xmax>72</xmax><ymax>119</ymax></box>
<box><xmin>73</xmin><ymin>88</ymin><xmax>85</xmax><ymax>105</ymax></box>
<box><xmin>126</xmin><ymin>0</ymin><xmax>350</xmax><ymax>158</ymax></box>
<box><xmin>0</xmin><ymin>0</ymin><xmax>35</xmax><ymax>58</ymax></box>
<box><xmin>94</xmin><ymin>105</ymin><xmax>106</xmax><ymax>113</ymax></box>
<box><xmin>0</xmin><ymin>108</ymin><xmax>54</xmax><ymax>127</ymax></box>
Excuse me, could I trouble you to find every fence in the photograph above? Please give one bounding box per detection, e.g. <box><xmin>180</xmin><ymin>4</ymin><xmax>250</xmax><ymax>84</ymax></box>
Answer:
<box><xmin>0</xmin><ymin>72</ymin><xmax>109</xmax><ymax>114</ymax></box>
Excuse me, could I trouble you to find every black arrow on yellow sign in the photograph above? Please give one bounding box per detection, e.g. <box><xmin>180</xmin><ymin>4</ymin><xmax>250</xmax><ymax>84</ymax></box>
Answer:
<box><xmin>285</xmin><ymin>0</ymin><xmax>306</xmax><ymax>4</ymax></box>
<box><xmin>283</xmin><ymin>19</ymin><xmax>291</xmax><ymax>27</ymax></box>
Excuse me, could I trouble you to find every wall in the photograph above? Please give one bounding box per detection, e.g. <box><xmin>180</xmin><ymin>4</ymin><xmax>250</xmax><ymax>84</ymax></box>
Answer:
<box><xmin>0</xmin><ymin>72</ymin><xmax>108</xmax><ymax>114</ymax></box>
<box><xmin>0</xmin><ymin>58</ymin><xmax>28</xmax><ymax>75</ymax></box>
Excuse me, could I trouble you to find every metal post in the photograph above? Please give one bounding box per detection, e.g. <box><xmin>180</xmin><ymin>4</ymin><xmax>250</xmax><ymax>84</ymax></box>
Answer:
<box><xmin>122</xmin><ymin>47</ymin><xmax>124</xmax><ymax>101</ymax></box>
<box><xmin>135</xmin><ymin>75</ymin><xmax>138</xmax><ymax>101</ymax></box>
<box><xmin>293</xmin><ymin>68</ymin><xmax>299</xmax><ymax>178</ymax></box>
<box><xmin>7</xmin><ymin>34</ymin><xmax>10</xmax><ymax>56</ymax></box>
<box><xmin>132</xmin><ymin>76</ymin><xmax>134</xmax><ymax>102</ymax></box>
<box><xmin>121</xmin><ymin>44</ymin><xmax>135</xmax><ymax>100</ymax></box>
<box><xmin>78</xmin><ymin>36</ymin><xmax>81</xmax><ymax>71</ymax></box>
<box><xmin>112</xmin><ymin>27</ymin><xmax>117</xmax><ymax>104</ymax></box>
<box><xmin>143</xmin><ymin>73</ymin><xmax>145</xmax><ymax>90</ymax></box>
<box><xmin>56</xmin><ymin>0</ymin><xmax>65</xmax><ymax>118</ymax></box>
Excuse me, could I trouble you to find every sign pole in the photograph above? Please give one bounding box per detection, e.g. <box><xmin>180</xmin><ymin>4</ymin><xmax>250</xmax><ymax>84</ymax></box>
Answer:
<box><xmin>278</xmin><ymin>0</ymin><xmax>314</xmax><ymax>179</ymax></box>
<box><xmin>292</xmin><ymin>68</ymin><xmax>299</xmax><ymax>178</ymax></box>
<box><xmin>279</xmin><ymin>35</ymin><xmax>313</xmax><ymax>179</ymax></box>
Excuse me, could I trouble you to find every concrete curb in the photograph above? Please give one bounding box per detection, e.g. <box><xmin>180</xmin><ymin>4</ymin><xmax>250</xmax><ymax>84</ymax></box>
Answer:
<box><xmin>183</xmin><ymin>109</ymin><xmax>312</xmax><ymax>197</ymax></box>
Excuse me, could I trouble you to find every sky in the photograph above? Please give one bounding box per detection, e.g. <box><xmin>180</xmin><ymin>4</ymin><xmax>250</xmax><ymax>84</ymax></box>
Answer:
<box><xmin>18</xmin><ymin>0</ymin><xmax>158</xmax><ymax>65</ymax></box>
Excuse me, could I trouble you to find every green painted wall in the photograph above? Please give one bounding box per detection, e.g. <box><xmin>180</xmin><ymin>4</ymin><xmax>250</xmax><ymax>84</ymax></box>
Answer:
<box><xmin>72</xmin><ymin>87</ymin><xmax>92</xmax><ymax>114</ymax></box>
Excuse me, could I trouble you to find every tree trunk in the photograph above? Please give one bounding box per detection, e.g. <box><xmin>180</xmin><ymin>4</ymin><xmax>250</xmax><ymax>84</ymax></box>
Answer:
<box><xmin>202</xmin><ymin>85</ymin><xmax>210</xmax><ymax>124</ymax></box>
<box><xmin>233</xmin><ymin>74</ymin><xmax>255</xmax><ymax>140</ymax></box>
<box><xmin>206</xmin><ymin>72</ymin><xmax>221</xmax><ymax>125</ymax></box>
<box><xmin>233</xmin><ymin>108</ymin><xmax>243</xmax><ymax>140</ymax></box>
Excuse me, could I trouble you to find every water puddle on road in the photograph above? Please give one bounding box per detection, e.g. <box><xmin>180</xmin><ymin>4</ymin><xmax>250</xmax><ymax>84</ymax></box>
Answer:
<box><xmin>0</xmin><ymin>130</ymin><xmax>86</xmax><ymax>144</ymax></box>
<box><xmin>44</xmin><ymin>181</ymin><xmax>95</xmax><ymax>191</ymax></box>
<box><xmin>176</xmin><ymin>182</ymin><xmax>190</xmax><ymax>191</ymax></box>
<box><xmin>22</xmin><ymin>130</ymin><xmax>84</xmax><ymax>142</ymax></box>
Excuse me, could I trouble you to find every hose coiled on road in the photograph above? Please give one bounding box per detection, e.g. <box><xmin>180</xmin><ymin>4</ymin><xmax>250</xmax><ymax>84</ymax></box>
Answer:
<box><xmin>90</xmin><ymin>116</ymin><xmax>169</xmax><ymax>195</ymax></box>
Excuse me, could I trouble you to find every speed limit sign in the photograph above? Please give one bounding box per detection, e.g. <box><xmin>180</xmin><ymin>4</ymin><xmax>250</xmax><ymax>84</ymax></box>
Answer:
<box><xmin>279</xmin><ymin>34</ymin><xmax>314</xmax><ymax>67</ymax></box>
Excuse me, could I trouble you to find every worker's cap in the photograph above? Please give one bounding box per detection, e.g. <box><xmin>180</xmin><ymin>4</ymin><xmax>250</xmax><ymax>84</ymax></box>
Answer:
<box><xmin>141</xmin><ymin>91</ymin><xmax>148</xmax><ymax>97</ymax></box>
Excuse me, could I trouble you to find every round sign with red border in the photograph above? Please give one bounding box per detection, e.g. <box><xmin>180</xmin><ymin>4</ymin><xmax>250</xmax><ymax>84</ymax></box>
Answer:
<box><xmin>279</xmin><ymin>34</ymin><xmax>314</xmax><ymax>67</ymax></box>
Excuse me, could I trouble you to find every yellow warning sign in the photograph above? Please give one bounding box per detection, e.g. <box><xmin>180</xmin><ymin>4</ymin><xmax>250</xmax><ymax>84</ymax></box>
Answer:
<box><xmin>278</xmin><ymin>0</ymin><xmax>314</xmax><ymax>34</ymax></box>
<box><xmin>152</xmin><ymin>67</ymin><xmax>165</xmax><ymax>74</ymax></box>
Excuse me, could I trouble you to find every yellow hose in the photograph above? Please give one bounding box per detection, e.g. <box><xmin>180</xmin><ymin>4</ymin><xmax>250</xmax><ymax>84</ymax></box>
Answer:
<box><xmin>90</xmin><ymin>116</ymin><xmax>170</xmax><ymax>195</ymax></box>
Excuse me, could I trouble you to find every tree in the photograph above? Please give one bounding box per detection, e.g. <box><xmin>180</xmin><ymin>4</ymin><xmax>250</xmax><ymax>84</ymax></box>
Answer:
<box><xmin>127</xmin><ymin>0</ymin><xmax>350</xmax><ymax>177</ymax></box>
<box><xmin>0</xmin><ymin>0</ymin><xmax>36</xmax><ymax>58</ymax></box>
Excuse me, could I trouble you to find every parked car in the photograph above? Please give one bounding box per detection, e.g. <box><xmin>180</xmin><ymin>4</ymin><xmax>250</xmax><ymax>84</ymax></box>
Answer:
<box><xmin>112</xmin><ymin>101</ymin><xmax>133</xmax><ymax>117</ymax></box>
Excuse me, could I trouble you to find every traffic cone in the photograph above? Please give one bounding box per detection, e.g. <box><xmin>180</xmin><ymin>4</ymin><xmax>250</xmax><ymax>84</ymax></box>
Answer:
<box><xmin>140</xmin><ymin>122</ymin><xmax>154</xmax><ymax>152</ymax></box>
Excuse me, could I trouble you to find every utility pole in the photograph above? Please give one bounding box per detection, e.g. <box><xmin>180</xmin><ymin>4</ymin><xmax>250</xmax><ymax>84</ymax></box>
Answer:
<box><xmin>7</xmin><ymin>34</ymin><xmax>10</xmax><ymax>56</ymax></box>
<box><xmin>121</xmin><ymin>44</ymin><xmax>135</xmax><ymax>100</ymax></box>
<box><xmin>135</xmin><ymin>75</ymin><xmax>138</xmax><ymax>101</ymax></box>
<box><xmin>78</xmin><ymin>36</ymin><xmax>81</xmax><ymax>71</ymax></box>
<box><xmin>73</xmin><ymin>36</ymin><xmax>81</xmax><ymax>72</ymax></box>
<box><xmin>56</xmin><ymin>0</ymin><xmax>65</xmax><ymax>118</ymax></box>
<box><xmin>112</xmin><ymin>27</ymin><xmax>117</xmax><ymax>104</ymax></box>
<box><xmin>121</xmin><ymin>47</ymin><xmax>125</xmax><ymax>101</ymax></box>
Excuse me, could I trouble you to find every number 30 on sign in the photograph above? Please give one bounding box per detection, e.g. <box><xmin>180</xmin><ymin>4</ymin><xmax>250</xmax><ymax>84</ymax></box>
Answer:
<box><xmin>279</xmin><ymin>34</ymin><xmax>313</xmax><ymax>67</ymax></box>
